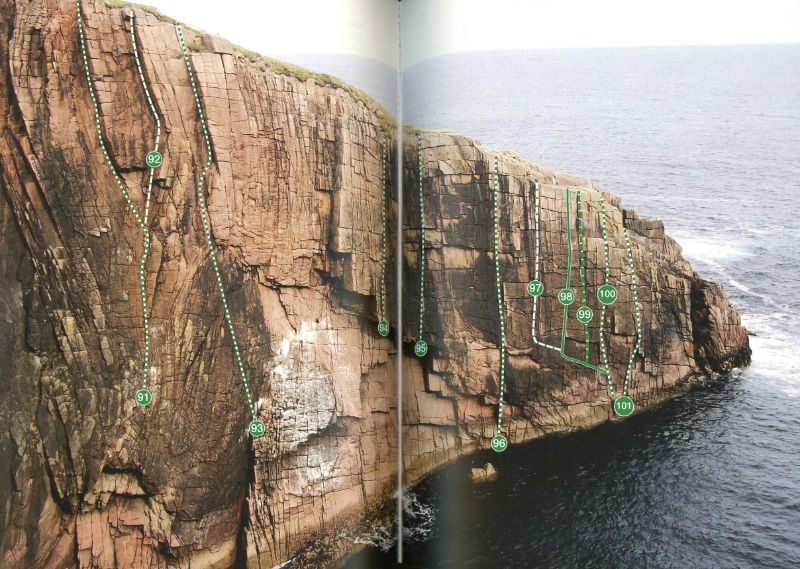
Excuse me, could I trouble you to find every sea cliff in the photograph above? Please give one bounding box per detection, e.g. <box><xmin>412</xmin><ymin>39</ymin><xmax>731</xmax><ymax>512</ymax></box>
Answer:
<box><xmin>0</xmin><ymin>2</ymin><xmax>749</xmax><ymax>568</ymax></box>
<box><xmin>400</xmin><ymin>131</ymin><xmax>750</xmax><ymax>485</ymax></box>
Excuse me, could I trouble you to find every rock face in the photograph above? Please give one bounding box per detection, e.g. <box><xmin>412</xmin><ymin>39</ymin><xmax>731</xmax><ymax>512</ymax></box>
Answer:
<box><xmin>0</xmin><ymin>2</ymin><xmax>749</xmax><ymax>569</ymax></box>
<box><xmin>470</xmin><ymin>463</ymin><xmax>497</xmax><ymax>483</ymax></box>
<box><xmin>1</xmin><ymin>2</ymin><xmax>395</xmax><ymax>568</ymax></box>
<box><xmin>399</xmin><ymin>133</ymin><xmax>750</xmax><ymax>484</ymax></box>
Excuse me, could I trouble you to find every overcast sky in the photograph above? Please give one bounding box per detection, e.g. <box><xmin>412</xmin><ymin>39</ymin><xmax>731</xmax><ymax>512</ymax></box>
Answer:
<box><xmin>401</xmin><ymin>0</ymin><xmax>800</xmax><ymax>67</ymax></box>
<box><xmin>143</xmin><ymin>0</ymin><xmax>799</xmax><ymax>68</ymax></box>
<box><xmin>145</xmin><ymin>0</ymin><xmax>399</xmax><ymax>65</ymax></box>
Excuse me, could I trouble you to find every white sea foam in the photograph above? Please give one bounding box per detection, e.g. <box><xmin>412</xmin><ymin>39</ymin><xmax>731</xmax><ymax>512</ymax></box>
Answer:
<box><xmin>353</xmin><ymin>521</ymin><xmax>395</xmax><ymax>551</ymax></box>
<box><xmin>674</xmin><ymin>235</ymin><xmax>752</xmax><ymax>265</ymax></box>
<box><xmin>352</xmin><ymin>488</ymin><xmax>436</xmax><ymax>551</ymax></box>
<box><xmin>674</xmin><ymin>234</ymin><xmax>786</xmax><ymax>310</ymax></box>
<box><xmin>741</xmin><ymin>312</ymin><xmax>800</xmax><ymax>397</ymax></box>
<box><xmin>401</xmin><ymin>489</ymin><xmax>436</xmax><ymax>542</ymax></box>
<box><xmin>673</xmin><ymin>234</ymin><xmax>799</xmax><ymax>396</ymax></box>
<box><xmin>726</xmin><ymin>277</ymin><xmax>751</xmax><ymax>295</ymax></box>
<box><xmin>723</xmin><ymin>271</ymin><xmax>783</xmax><ymax>309</ymax></box>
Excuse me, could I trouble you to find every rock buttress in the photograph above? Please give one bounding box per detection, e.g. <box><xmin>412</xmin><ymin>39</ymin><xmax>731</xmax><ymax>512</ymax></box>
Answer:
<box><xmin>1</xmin><ymin>2</ymin><xmax>396</xmax><ymax>568</ymax></box>
<box><xmin>0</xmin><ymin>2</ymin><xmax>750</xmax><ymax>569</ymax></box>
<box><xmin>401</xmin><ymin>132</ymin><xmax>750</xmax><ymax>483</ymax></box>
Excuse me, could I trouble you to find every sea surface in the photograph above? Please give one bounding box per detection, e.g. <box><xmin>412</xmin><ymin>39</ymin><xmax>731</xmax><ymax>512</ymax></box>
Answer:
<box><xmin>346</xmin><ymin>44</ymin><xmax>800</xmax><ymax>569</ymax></box>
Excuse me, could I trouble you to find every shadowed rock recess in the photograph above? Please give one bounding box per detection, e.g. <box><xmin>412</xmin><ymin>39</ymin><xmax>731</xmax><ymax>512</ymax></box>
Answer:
<box><xmin>401</xmin><ymin>132</ymin><xmax>749</xmax><ymax>486</ymax></box>
<box><xmin>0</xmin><ymin>2</ymin><xmax>749</xmax><ymax>568</ymax></box>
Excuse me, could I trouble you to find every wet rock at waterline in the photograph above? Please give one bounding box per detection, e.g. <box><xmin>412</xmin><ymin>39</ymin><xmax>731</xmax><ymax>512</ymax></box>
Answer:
<box><xmin>401</xmin><ymin>131</ymin><xmax>750</xmax><ymax>488</ymax></box>
<box><xmin>471</xmin><ymin>463</ymin><xmax>498</xmax><ymax>483</ymax></box>
<box><xmin>0</xmin><ymin>2</ymin><xmax>749</xmax><ymax>568</ymax></box>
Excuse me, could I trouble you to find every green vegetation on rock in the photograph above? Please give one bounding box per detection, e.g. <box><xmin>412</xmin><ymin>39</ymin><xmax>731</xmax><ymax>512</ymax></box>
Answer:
<box><xmin>104</xmin><ymin>0</ymin><xmax>394</xmax><ymax>136</ymax></box>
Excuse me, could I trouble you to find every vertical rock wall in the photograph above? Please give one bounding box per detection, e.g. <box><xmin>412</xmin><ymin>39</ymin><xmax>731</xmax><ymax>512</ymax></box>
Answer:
<box><xmin>400</xmin><ymin>132</ymin><xmax>749</xmax><ymax>483</ymax></box>
<box><xmin>0</xmin><ymin>2</ymin><xmax>749</xmax><ymax>568</ymax></box>
<box><xmin>1</xmin><ymin>2</ymin><xmax>396</xmax><ymax>568</ymax></box>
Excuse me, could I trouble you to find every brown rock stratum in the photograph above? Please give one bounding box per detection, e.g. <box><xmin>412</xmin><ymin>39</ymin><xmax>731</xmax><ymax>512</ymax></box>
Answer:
<box><xmin>0</xmin><ymin>2</ymin><xmax>750</xmax><ymax>568</ymax></box>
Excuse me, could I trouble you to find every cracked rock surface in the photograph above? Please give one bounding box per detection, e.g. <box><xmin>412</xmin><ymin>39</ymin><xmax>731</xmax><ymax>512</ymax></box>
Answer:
<box><xmin>400</xmin><ymin>131</ymin><xmax>750</xmax><ymax>484</ymax></box>
<box><xmin>1</xmin><ymin>2</ymin><xmax>395</xmax><ymax>568</ymax></box>
<box><xmin>0</xmin><ymin>2</ymin><xmax>749</xmax><ymax>568</ymax></box>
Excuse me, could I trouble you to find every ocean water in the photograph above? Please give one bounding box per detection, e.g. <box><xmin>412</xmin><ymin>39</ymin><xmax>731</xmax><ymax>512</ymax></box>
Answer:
<box><xmin>384</xmin><ymin>45</ymin><xmax>800</xmax><ymax>569</ymax></box>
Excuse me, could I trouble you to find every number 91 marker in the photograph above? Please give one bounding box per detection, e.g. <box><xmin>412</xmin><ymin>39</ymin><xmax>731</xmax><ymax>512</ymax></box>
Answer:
<box><xmin>135</xmin><ymin>388</ymin><xmax>152</xmax><ymax>406</ymax></box>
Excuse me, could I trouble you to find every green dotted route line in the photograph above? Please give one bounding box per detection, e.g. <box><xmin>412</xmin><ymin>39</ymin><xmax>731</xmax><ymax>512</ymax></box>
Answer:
<box><xmin>76</xmin><ymin>1</ymin><xmax>161</xmax><ymax>392</ymax></box>
<box><xmin>379</xmin><ymin>140</ymin><xmax>388</xmax><ymax>323</ymax></box>
<box><xmin>622</xmin><ymin>226</ymin><xmax>642</xmax><ymax>396</ymax></box>
<box><xmin>597</xmin><ymin>196</ymin><xmax>615</xmax><ymax>396</ymax></box>
<box><xmin>531</xmin><ymin>185</ymin><xmax>643</xmax><ymax>400</ymax></box>
<box><xmin>576</xmin><ymin>191</ymin><xmax>590</xmax><ymax>362</ymax></box>
<box><xmin>177</xmin><ymin>23</ymin><xmax>256</xmax><ymax>420</ymax></box>
<box><xmin>417</xmin><ymin>135</ymin><xmax>425</xmax><ymax>342</ymax></box>
<box><xmin>531</xmin><ymin>182</ymin><xmax>563</xmax><ymax>353</ymax></box>
<box><xmin>559</xmin><ymin>188</ymin><xmax>610</xmax><ymax>375</ymax></box>
<box><xmin>130</xmin><ymin>9</ymin><xmax>161</xmax><ymax>390</ymax></box>
<box><xmin>76</xmin><ymin>0</ymin><xmax>145</xmax><ymax>230</ymax></box>
<box><xmin>492</xmin><ymin>156</ymin><xmax>507</xmax><ymax>434</ymax></box>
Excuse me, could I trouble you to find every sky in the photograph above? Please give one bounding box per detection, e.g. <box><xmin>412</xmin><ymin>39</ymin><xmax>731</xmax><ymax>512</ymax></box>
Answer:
<box><xmin>142</xmin><ymin>0</ymin><xmax>799</xmax><ymax>69</ymax></box>
<box><xmin>401</xmin><ymin>0</ymin><xmax>800</xmax><ymax>67</ymax></box>
<box><xmin>144</xmin><ymin>0</ymin><xmax>400</xmax><ymax>66</ymax></box>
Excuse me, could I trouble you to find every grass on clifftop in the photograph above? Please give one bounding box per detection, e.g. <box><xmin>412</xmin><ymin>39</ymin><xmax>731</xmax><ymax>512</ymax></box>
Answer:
<box><xmin>104</xmin><ymin>0</ymin><xmax>175</xmax><ymax>23</ymax></box>
<box><xmin>103</xmin><ymin>0</ymin><xmax>395</xmax><ymax>135</ymax></box>
<box><xmin>233</xmin><ymin>47</ymin><xmax>395</xmax><ymax>134</ymax></box>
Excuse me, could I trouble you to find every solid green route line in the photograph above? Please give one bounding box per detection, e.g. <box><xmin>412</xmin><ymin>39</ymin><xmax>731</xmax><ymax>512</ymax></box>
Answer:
<box><xmin>379</xmin><ymin>140</ymin><xmax>388</xmax><ymax>325</ymax></box>
<box><xmin>177</xmin><ymin>23</ymin><xmax>256</xmax><ymax>420</ymax></box>
<box><xmin>622</xmin><ymin>226</ymin><xmax>642</xmax><ymax>396</ymax></box>
<box><xmin>492</xmin><ymin>156</ymin><xmax>507</xmax><ymax>434</ymax></box>
<box><xmin>76</xmin><ymin>1</ymin><xmax>161</xmax><ymax>394</ymax></box>
<box><xmin>559</xmin><ymin>188</ymin><xmax>573</xmax><ymax>356</ymax></box>
<box><xmin>530</xmin><ymin>184</ymin><xmax>643</xmax><ymax>401</ymax></box>
<box><xmin>529</xmin><ymin>184</ymin><xmax>606</xmax><ymax>370</ymax></box>
<box><xmin>558</xmin><ymin>188</ymin><xmax>610</xmax><ymax>376</ymax></box>
<box><xmin>576</xmin><ymin>191</ymin><xmax>590</xmax><ymax>362</ymax></box>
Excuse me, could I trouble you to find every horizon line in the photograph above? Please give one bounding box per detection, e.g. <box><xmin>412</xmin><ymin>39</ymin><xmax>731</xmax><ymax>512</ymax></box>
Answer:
<box><xmin>402</xmin><ymin>41</ymin><xmax>800</xmax><ymax>69</ymax></box>
<box><xmin>268</xmin><ymin>41</ymin><xmax>799</xmax><ymax>71</ymax></box>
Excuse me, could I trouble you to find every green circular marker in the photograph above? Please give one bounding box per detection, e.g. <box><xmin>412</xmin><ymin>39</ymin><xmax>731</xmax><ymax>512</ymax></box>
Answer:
<box><xmin>378</xmin><ymin>320</ymin><xmax>390</xmax><ymax>337</ymax></box>
<box><xmin>527</xmin><ymin>280</ymin><xmax>544</xmax><ymax>297</ymax></box>
<box><xmin>558</xmin><ymin>289</ymin><xmax>575</xmax><ymax>305</ymax></box>
<box><xmin>613</xmin><ymin>396</ymin><xmax>635</xmax><ymax>417</ymax></box>
<box><xmin>249</xmin><ymin>420</ymin><xmax>266</xmax><ymax>437</ymax></box>
<box><xmin>597</xmin><ymin>284</ymin><xmax>618</xmax><ymax>305</ymax></box>
<box><xmin>135</xmin><ymin>388</ymin><xmax>152</xmax><ymax>406</ymax></box>
<box><xmin>491</xmin><ymin>434</ymin><xmax>508</xmax><ymax>453</ymax></box>
<box><xmin>414</xmin><ymin>340</ymin><xmax>428</xmax><ymax>357</ymax></box>
<box><xmin>145</xmin><ymin>151</ymin><xmax>163</xmax><ymax>168</ymax></box>
<box><xmin>576</xmin><ymin>305</ymin><xmax>593</xmax><ymax>323</ymax></box>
